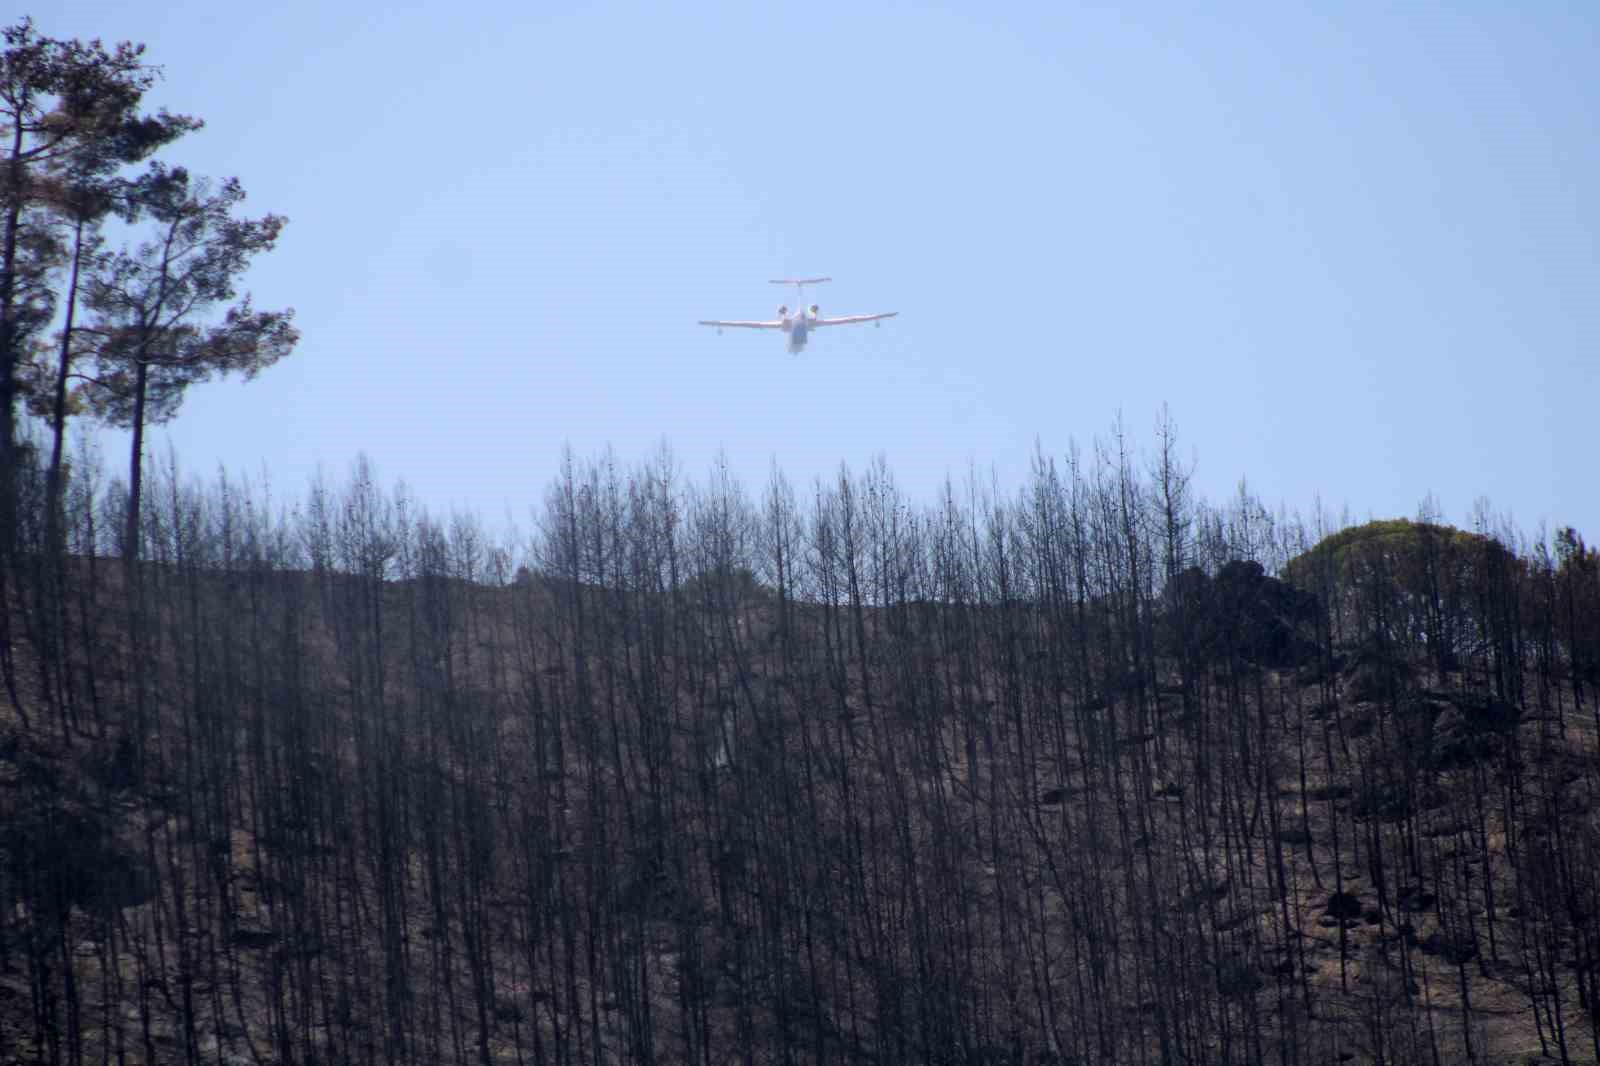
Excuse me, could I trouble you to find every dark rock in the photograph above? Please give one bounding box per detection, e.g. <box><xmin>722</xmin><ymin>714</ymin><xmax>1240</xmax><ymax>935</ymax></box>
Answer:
<box><xmin>1354</xmin><ymin>780</ymin><xmax>1413</xmax><ymax>820</ymax></box>
<box><xmin>0</xmin><ymin>800</ymin><xmax>154</xmax><ymax>914</ymax></box>
<box><xmin>1160</xmin><ymin>561</ymin><xmax>1320</xmax><ymax>669</ymax></box>
<box><xmin>1418</xmin><ymin>932</ymin><xmax>1478</xmax><ymax>965</ymax></box>
<box><xmin>1325</xmin><ymin>891</ymin><xmax>1362</xmax><ymax>921</ymax></box>
<box><xmin>1182</xmin><ymin>877</ymin><xmax>1231</xmax><ymax>912</ymax></box>
<box><xmin>1037</xmin><ymin>786</ymin><xmax>1074</xmax><ymax>807</ymax></box>
<box><xmin>1216</xmin><ymin>908</ymin><xmax>1256</xmax><ymax>933</ymax></box>
<box><xmin>1399</xmin><ymin>888</ymin><xmax>1436</xmax><ymax>913</ymax></box>
<box><xmin>229</xmin><ymin>927</ymin><xmax>279</xmax><ymax>950</ymax></box>
<box><xmin>1343</xmin><ymin>647</ymin><xmax>1414</xmax><ymax>703</ymax></box>
<box><xmin>1424</xmin><ymin>691</ymin><xmax>1520</xmax><ymax>769</ymax></box>
<box><xmin>1216</xmin><ymin>957</ymin><xmax>1265</xmax><ymax>998</ymax></box>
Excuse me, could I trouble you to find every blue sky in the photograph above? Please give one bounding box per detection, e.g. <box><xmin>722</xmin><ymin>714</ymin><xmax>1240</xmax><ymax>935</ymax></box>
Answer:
<box><xmin>37</xmin><ymin>2</ymin><xmax>1600</xmax><ymax>545</ymax></box>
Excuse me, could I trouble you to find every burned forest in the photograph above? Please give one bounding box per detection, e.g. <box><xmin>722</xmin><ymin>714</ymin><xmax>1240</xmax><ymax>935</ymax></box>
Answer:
<box><xmin>2</xmin><ymin>436</ymin><xmax>1598</xmax><ymax>1066</ymax></box>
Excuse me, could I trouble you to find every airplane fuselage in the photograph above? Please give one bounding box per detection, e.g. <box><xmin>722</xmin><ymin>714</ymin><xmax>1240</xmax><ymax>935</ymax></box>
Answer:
<box><xmin>779</xmin><ymin>304</ymin><xmax>821</xmax><ymax>352</ymax></box>
<box><xmin>782</xmin><ymin>315</ymin><xmax>809</xmax><ymax>353</ymax></box>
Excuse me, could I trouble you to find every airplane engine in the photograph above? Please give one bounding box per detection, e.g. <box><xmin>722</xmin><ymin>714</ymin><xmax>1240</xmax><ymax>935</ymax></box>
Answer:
<box><xmin>808</xmin><ymin>304</ymin><xmax>819</xmax><ymax>320</ymax></box>
<box><xmin>777</xmin><ymin>304</ymin><xmax>788</xmax><ymax>318</ymax></box>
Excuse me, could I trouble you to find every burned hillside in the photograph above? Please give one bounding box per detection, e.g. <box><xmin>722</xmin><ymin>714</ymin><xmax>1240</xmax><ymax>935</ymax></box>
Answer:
<box><xmin>2</xmin><ymin>448</ymin><xmax>1599</xmax><ymax>1066</ymax></box>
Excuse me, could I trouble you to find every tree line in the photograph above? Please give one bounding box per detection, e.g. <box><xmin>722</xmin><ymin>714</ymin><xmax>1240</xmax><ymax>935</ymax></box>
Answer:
<box><xmin>0</xmin><ymin>422</ymin><xmax>1596</xmax><ymax>1065</ymax></box>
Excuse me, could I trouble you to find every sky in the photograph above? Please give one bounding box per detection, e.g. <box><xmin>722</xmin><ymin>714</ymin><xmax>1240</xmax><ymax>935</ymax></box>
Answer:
<box><xmin>33</xmin><ymin>1</ymin><xmax>1600</xmax><ymax>547</ymax></box>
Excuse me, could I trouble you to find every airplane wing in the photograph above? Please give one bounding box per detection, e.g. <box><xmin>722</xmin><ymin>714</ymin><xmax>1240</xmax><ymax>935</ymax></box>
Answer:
<box><xmin>812</xmin><ymin>312</ymin><xmax>899</xmax><ymax>328</ymax></box>
<box><xmin>698</xmin><ymin>319</ymin><xmax>783</xmax><ymax>330</ymax></box>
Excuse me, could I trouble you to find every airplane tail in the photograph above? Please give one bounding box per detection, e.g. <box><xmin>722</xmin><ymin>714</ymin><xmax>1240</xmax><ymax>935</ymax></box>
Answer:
<box><xmin>769</xmin><ymin>277</ymin><xmax>831</xmax><ymax>286</ymax></box>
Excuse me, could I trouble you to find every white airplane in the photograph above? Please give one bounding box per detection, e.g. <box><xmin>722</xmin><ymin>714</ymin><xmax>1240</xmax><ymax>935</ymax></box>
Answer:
<box><xmin>699</xmin><ymin>278</ymin><xmax>898</xmax><ymax>354</ymax></box>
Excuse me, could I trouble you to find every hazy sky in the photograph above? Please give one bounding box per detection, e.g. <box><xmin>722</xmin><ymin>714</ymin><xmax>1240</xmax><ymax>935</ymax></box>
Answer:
<box><xmin>36</xmin><ymin>2</ymin><xmax>1600</xmax><ymax>544</ymax></box>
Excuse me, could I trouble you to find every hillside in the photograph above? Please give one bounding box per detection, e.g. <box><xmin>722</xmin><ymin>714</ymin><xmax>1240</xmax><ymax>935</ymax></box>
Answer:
<box><xmin>2</xmin><ymin>455</ymin><xmax>1599</xmax><ymax>1066</ymax></box>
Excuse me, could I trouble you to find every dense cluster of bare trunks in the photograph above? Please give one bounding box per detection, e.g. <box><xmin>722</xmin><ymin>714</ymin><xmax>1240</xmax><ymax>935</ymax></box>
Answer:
<box><xmin>2</xmin><ymin>429</ymin><xmax>1598</xmax><ymax>1066</ymax></box>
